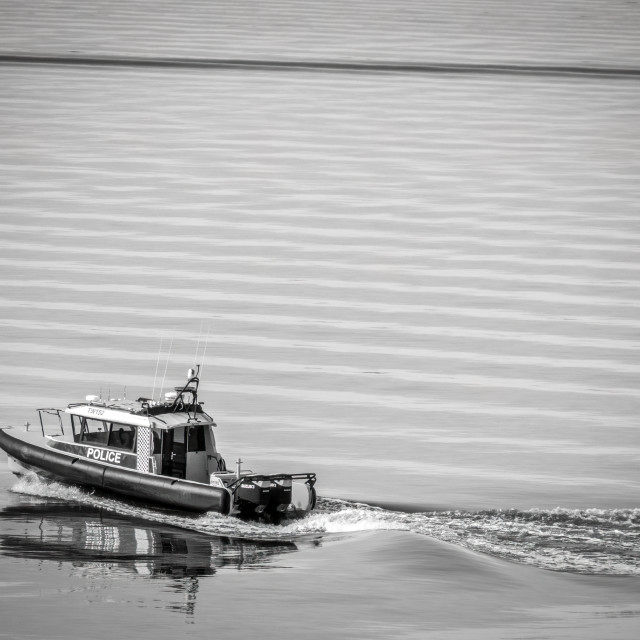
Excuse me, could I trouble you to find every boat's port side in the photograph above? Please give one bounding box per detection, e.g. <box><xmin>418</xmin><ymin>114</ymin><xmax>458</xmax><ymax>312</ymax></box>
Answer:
<box><xmin>0</xmin><ymin>427</ymin><xmax>232</xmax><ymax>513</ymax></box>
<box><xmin>49</xmin><ymin>439</ymin><xmax>137</xmax><ymax>469</ymax></box>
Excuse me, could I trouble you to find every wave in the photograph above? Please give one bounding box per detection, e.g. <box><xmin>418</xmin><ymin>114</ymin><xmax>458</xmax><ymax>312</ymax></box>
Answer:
<box><xmin>10</xmin><ymin>477</ymin><xmax>640</xmax><ymax>577</ymax></box>
<box><xmin>1</xmin><ymin>54</ymin><xmax>639</xmax><ymax>79</ymax></box>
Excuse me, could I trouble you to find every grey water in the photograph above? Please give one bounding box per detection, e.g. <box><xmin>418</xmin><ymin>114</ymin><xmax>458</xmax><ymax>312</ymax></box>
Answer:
<box><xmin>1</xmin><ymin>1</ymin><xmax>640</xmax><ymax>638</ymax></box>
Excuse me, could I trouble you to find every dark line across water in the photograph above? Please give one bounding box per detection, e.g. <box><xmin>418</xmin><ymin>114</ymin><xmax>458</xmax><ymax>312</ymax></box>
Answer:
<box><xmin>1</xmin><ymin>53</ymin><xmax>640</xmax><ymax>79</ymax></box>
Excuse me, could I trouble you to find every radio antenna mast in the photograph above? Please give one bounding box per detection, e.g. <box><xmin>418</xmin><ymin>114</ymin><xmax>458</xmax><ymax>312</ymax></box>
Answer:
<box><xmin>199</xmin><ymin>325</ymin><xmax>211</xmax><ymax>380</ymax></box>
<box><xmin>159</xmin><ymin>334</ymin><xmax>174</xmax><ymax>401</ymax></box>
<box><xmin>194</xmin><ymin>320</ymin><xmax>204</xmax><ymax>367</ymax></box>
<box><xmin>152</xmin><ymin>336</ymin><xmax>164</xmax><ymax>401</ymax></box>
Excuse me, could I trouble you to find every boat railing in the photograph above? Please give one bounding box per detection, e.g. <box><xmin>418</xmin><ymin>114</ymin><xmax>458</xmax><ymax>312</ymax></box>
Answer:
<box><xmin>225</xmin><ymin>472</ymin><xmax>317</xmax><ymax>493</ymax></box>
<box><xmin>36</xmin><ymin>408</ymin><xmax>66</xmax><ymax>437</ymax></box>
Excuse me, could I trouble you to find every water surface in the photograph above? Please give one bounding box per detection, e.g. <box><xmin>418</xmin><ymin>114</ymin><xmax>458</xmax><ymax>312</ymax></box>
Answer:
<box><xmin>1</xmin><ymin>1</ymin><xmax>640</xmax><ymax>637</ymax></box>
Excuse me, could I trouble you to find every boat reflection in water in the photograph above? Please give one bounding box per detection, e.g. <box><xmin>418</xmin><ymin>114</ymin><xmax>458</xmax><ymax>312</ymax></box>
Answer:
<box><xmin>0</xmin><ymin>502</ymin><xmax>298</xmax><ymax>616</ymax></box>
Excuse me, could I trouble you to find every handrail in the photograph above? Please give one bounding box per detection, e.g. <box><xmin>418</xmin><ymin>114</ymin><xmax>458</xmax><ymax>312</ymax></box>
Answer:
<box><xmin>225</xmin><ymin>472</ymin><xmax>316</xmax><ymax>493</ymax></box>
<box><xmin>168</xmin><ymin>365</ymin><xmax>202</xmax><ymax>417</ymax></box>
<box><xmin>36</xmin><ymin>408</ymin><xmax>65</xmax><ymax>437</ymax></box>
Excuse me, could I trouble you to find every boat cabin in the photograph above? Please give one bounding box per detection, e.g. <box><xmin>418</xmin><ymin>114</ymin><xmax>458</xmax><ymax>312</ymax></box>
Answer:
<box><xmin>46</xmin><ymin>373</ymin><xmax>227</xmax><ymax>484</ymax></box>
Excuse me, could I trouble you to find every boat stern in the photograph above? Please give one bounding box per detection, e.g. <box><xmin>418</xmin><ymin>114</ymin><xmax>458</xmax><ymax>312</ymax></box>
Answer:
<box><xmin>228</xmin><ymin>473</ymin><xmax>316</xmax><ymax>521</ymax></box>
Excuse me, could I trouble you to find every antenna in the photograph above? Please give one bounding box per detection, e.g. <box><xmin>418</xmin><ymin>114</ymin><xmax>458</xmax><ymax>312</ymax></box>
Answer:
<box><xmin>199</xmin><ymin>324</ymin><xmax>211</xmax><ymax>380</ymax></box>
<box><xmin>152</xmin><ymin>336</ymin><xmax>164</xmax><ymax>400</ymax></box>
<box><xmin>194</xmin><ymin>320</ymin><xmax>204</xmax><ymax>367</ymax></box>
<box><xmin>159</xmin><ymin>334</ymin><xmax>174</xmax><ymax>400</ymax></box>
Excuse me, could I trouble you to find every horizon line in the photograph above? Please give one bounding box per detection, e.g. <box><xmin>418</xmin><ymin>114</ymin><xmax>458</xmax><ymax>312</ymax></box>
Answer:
<box><xmin>1</xmin><ymin>52</ymin><xmax>639</xmax><ymax>79</ymax></box>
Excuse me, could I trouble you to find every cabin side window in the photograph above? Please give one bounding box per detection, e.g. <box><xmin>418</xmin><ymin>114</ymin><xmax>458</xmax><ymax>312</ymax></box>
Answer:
<box><xmin>152</xmin><ymin>429</ymin><xmax>162</xmax><ymax>454</ymax></box>
<box><xmin>187</xmin><ymin>425</ymin><xmax>206</xmax><ymax>452</ymax></box>
<box><xmin>108</xmin><ymin>423</ymin><xmax>136</xmax><ymax>452</ymax></box>
<box><xmin>78</xmin><ymin>417</ymin><xmax>110</xmax><ymax>445</ymax></box>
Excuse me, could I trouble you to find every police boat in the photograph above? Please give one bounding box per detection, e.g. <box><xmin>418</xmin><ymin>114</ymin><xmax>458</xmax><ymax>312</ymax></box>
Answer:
<box><xmin>0</xmin><ymin>367</ymin><xmax>317</xmax><ymax>521</ymax></box>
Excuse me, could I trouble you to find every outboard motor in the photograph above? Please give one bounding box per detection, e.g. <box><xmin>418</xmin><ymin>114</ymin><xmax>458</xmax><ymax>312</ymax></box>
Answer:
<box><xmin>236</xmin><ymin>479</ymin><xmax>272</xmax><ymax>515</ymax></box>
<box><xmin>232</xmin><ymin>472</ymin><xmax>316</xmax><ymax>521</ymax></box>
<box><xmin>270</xmin><ymin>477</ymin><xmax>292</xmax><ymax>513</ymax></box>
